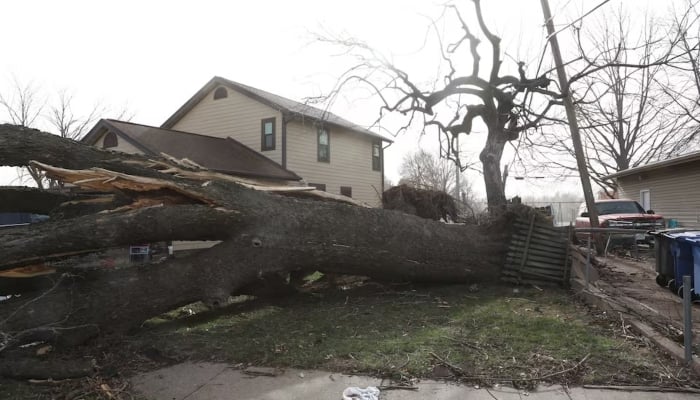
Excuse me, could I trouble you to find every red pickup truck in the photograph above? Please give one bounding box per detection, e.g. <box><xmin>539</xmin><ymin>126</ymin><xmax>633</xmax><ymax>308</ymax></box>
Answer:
<box><xmin>574</xmin><ymin>199</ymin><xmax>665</xmax><ymax>246</ymax></box>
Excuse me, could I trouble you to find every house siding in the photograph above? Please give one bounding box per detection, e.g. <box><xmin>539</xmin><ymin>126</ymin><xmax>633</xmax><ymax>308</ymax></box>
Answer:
<box><xmin>170</xmin><ymin>86</ymin><xmax>284</xmax><ymax>165</ymax></box>
<box><xmin>95</xmin><ymin>131</ymin><xmax>143</xmax><ymax>154</ymax></box>
<box><xmin>617</xmin><ymin>162</ymin><xmax>700</xmax><ymax>227</ymax></box>
<box><xmin>286</xmin><ymin>118</ymin><xmax>383</xmax><ymax>207</ymax></box>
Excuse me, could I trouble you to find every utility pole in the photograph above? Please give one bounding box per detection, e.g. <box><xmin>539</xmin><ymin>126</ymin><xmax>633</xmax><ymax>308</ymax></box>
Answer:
<box><xmin>540</xmin><ymin>0</ymin><xmax>601</xmax><ymax>246</ymax></box>
<box><xmin>454</xmin><ymin>134</ymin><xmax>461</xmax><ymax>200</ymax></box>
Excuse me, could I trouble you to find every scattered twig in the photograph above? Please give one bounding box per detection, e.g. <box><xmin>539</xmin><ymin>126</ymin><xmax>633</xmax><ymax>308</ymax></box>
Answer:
<box><xmin>397</xmin><ymin>353</ymin><xmax>411</xmax><ymax>370</ymax></box>
<box><xmin>377</xmin><ymin>385</ymin><xmax>419</xmax><ymax>391</ymax></box>
<box><xmin>485</xmin><ymin>387</ymin><xmax>500</xmax><ymax>399</ymax></box>
<box><xmin>534</xmin><ymin>353</ymin><xmax>590</xmax><ymax>381</ymax></box>
<box><xmin>429</xmin><ymin>352</ymin><xmax>591</xmax><ymax>384</ymax></box>
<box><xmin>582</xmin><ymin>385</ymin><xmax>700</xmax><ymax>394</ymax></box>
<box><xmin>243</xmin><ymin>367</ymin><xmax>283</xmax><ymax>377</ymax></box>
<box><xmin>429</xmin><ymin>351</ymin><xmax>465</xmax><ymax>375</ymax></box>
<box><xmin>441</xmin><ymin>335</ymin><xmax>489</xmax><ymax>360</ymax></box>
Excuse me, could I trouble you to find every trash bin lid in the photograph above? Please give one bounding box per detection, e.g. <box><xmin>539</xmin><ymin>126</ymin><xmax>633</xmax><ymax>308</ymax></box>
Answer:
<box><xmin>650</xmin><ymin>229</ymin><xmax>698</xmax><ymax>238</ymax></box>
<box><xmin>667</xmin><ymin>231</ymin><xmax>700</xmax><ymax>242</ymax></box>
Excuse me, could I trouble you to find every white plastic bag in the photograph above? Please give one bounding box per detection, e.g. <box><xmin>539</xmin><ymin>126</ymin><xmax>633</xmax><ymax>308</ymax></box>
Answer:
<box><xmin>342</xmin><ymin>386</ymin><xmax>380</xmax><ymax>400</ymax></box>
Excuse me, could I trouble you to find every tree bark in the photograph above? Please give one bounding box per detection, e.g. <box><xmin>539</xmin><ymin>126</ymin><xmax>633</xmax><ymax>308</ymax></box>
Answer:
<box><xmin>0</xmin><ymin>186</ymin><xmax>73</xmax><ymax>213</ymax></box>
<box><xmin>480</xmin><ymin>130</ymin><xmax>508</xmax><ymax>210</ymax></box>
<box><xmin>0</xmin><ymin>124</ymin><xmax>513</xmax><ymax>348</ymax></box>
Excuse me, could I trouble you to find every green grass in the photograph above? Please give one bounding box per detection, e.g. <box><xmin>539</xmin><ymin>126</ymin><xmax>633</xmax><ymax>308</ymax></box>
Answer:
<box><xmin>136</xmin><ymin>284</ymin><xmax>674</xmax><ymax>385</ymax></box>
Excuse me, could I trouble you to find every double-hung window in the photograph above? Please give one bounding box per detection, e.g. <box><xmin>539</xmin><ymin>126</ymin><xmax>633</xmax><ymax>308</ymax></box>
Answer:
<box><xmin>372</xmin><ymin>140</ymin><xmax>381</xmax><ymax>171</ymax></box>
<box><xmin>261</xmin><ymin>118</ymin><xmax>275</xmax><ymax>151</ymax></box>
<box><xmin>317</xmin><ymin>127</ymin><xmax>330</xmax><ymax>162</ymax></box>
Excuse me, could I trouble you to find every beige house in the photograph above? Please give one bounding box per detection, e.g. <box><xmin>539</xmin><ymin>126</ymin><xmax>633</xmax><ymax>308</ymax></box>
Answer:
<box><xmin>605</xmin><ymin>151</ymin><xmax>700</xmax><ymax>227</ymax></box>
<box><xmin>161</xmin><ymin>76</ymin><xmax>392</xmax><ymax>206</ymax></box>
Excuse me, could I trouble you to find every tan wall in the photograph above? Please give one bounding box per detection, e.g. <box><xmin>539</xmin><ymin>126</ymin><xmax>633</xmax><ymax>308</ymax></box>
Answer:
<box><xmin>617</xmin><ymin>162</ymin><xmax>700</xmax><ymax>227</ymax></box>
<box><xmin>95</xmin><ymin>131</ymin><xmax>144</xmax><ymax>155</ymax></box>
<box><xmin>286</xmin><ymin>119</ymin><xmax>383</xmax><ymax>207</ymax></box>
<box><xmin>170</xmin><ymin>86</ymin><xmax>283</xmax><ymax>164</ymax></box>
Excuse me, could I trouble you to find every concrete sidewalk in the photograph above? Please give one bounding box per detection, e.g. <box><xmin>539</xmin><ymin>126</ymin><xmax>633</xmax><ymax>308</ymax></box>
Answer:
<box><xmin>130</xmin><ymin>362</ymin><xmax>698</xmax><ymax>400</ymax></box>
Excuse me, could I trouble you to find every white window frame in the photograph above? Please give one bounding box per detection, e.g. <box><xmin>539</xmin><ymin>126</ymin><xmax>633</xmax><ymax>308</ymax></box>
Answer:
<box><xmin>640</xmin><ymin>189</ymin><xmax>651</xmax><ymax>211</ymax></box>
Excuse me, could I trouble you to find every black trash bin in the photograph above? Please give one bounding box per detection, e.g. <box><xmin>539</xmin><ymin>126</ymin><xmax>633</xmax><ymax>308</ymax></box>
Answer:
<box><xmin>652</xmin><ymin>232</ymin><xmax>674</xmax><ymax>287</ymax></box>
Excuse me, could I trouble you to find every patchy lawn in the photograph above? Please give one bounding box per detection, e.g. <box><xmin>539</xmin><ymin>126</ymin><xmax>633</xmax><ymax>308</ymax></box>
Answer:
<box><xmin>2</xmin><ymin>282</ymin><xmax>696</xmax><ymax>399</ymax></box>
<box><xmin>135</xmin><ymin>283</ymin><xmax>692</xmax><ymax>387</ymax></box>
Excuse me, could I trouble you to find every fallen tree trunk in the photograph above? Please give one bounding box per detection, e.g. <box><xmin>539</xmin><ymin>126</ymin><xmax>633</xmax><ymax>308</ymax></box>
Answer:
<box><xmin>0</xmin><ymin>186</ymin><xmax>74</xmax><ymax>214</ymax></box>
<box><xmin>0</xmin><ymin>124</ymin><xmax>513</xmax><ymax>348</ymax></box>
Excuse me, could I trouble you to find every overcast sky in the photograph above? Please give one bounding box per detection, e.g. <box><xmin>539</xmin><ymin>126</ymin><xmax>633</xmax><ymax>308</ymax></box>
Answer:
<box><xmin>0</xmin><ymin>0</ymin><xmax>677</xmax><ymax>200</ymax></box>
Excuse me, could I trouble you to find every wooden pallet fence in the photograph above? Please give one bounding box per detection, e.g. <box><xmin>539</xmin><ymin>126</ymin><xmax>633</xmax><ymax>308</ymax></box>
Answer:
<box><xmin>502</xmin><ymin>215</ymin><xmax>571</xmax><ymax>286</ymax></box>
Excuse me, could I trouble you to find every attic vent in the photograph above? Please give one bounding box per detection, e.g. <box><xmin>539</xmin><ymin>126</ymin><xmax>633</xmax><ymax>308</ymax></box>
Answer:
<box><xmin>103</xmin><ymin>131</ymin><xmax>118</xmax><ymax>148</ymax></box>
<box><xmin>213</xmin><ymin>87</ymin><xmax>228</xmax><ymax>100</ymax></box>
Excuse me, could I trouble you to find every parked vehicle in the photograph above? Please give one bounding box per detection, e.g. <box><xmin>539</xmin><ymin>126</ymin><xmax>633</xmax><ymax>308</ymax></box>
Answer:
<box><xmin>574</xmin><ymin>199</ymin><xmax>664</xmax><ymax>246</ymax></box>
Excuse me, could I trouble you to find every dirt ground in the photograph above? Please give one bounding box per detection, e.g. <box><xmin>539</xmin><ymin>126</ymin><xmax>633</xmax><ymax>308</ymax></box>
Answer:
<box><xmin>594</xmin><ymin>249</ymin><xmax>700</xmax><ymax>355</ymax></box>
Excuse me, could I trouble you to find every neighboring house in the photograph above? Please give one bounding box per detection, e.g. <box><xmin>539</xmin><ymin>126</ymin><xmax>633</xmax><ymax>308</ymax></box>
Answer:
<box><xmin>161</xmin><ymin>76</ymin><xmax>392</xmax><ymax>206</ymax></box>
<box><xmin>82</xmin><ymin>119</ymin><xmax>301</xmax><ymax>184</ymax></box>
<box><xmin>605</xmin><ymin>151</ymin><xmax>700</xmax><ymax>227</ymax></box>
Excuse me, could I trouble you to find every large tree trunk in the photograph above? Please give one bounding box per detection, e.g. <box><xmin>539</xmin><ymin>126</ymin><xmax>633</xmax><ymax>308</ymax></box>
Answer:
<box><xmin>0</xmin><ymin>124</ymin><xmax>513</xmax><ymax>349</ymax></box>
<box><xmin>480</xmin><ymin>130</ymin><xmax>508</xmax><ymax>211</ymax></box>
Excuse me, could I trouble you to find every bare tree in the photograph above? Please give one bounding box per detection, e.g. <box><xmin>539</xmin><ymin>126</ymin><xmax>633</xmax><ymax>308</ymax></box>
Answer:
<box><xmin>1</xmin><ymin>78</ymin><xmax>134</xmax><ymax>187</ymax></box>
<box><xmin>399</xmin><ymin>148</ymin><xmax>476</xmax><ymax>211</ymax></box>
<box><xmin>47</xmin><ymin>90</ymin><xmax>104</xmax><ymax>140</ymax></box>
<box><xmin>0</xmin><ymin>76</ymin><xmax>44</xmax><ymax>127</ymax></box>
<box><xmin>319</xmin><ymin>0</ymin><xmax>561</xmax><ymax>212</ymax></box>
<box><xmin>665</xmin><ymin>1</ymin><xmax>700</xmax><ymax>134</ymax></box>
<box><xmin>399</xmin><ymin>149</ymin><xmax>456</xmax><ymax>193</ymax></box>
<box><xmin>0</xmin><ymin>76</ymin><xmax>47</xmax><ymax>187</ymax></box>
<box><xmin>527</xmin><ymin>8</ymin><xmax>692</xmax><ymax>197</ymax></box>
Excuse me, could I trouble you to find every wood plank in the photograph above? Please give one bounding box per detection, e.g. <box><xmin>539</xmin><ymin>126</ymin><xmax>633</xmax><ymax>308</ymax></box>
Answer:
<box><xmin>508</xmin><ymin>248</ymin><xmax>566</xmax><ymax>261</ymax></box>
<box><xmin>506</xmin><ymin>250</ymin><xmax>565</xmax><ymax>263</ymax></box>
<box><xmin>517</xmin><ymin>214</ymin><xmax>537</xmax><ymax>282</ymax></box>
<box><xmin>514</xmin><ymin>221</ymin><xmax>566</xmax><ymax>237</ymax></box>
<box><xmin>504</xmin><ymin>260</ymin><xmax>566</xmax><ymax>275</ymax></box>
<box><xmin>512</xmin><ymin>231</ymin><xmax>568</xmax><ymax>246</ymax></box>
<box><xmin>506</xmin><ymin>257</ymin><xmax>564</xmax><ymax>272</ymax></box>
<box><xmin>508</xmin><ymin>240</ymin><xmax>568</xmax><ymax>255</ymax></box>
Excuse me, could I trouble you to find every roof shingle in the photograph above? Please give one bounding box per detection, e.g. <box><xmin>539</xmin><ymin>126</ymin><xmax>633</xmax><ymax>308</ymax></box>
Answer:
<box><xmin>84</xmin><ymin>119</ymin><xmax>301</xmax><ymax>181</ymax></box>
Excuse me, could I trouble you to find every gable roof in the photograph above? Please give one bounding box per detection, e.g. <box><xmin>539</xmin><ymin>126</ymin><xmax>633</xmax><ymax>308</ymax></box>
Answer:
<box><xmin>82</xmin><ymin>119</ymin><xmax>302</xmax><ymax>181</ymax></box>
<box><xmin>161</xmin><ymin>76</ymin><xmax>392</xmax><ymax>143</ymax></box>
<box><xmin>604</xmin><ymin>150</ymin><xmax>700</xmax><ymax>180</ymax></box>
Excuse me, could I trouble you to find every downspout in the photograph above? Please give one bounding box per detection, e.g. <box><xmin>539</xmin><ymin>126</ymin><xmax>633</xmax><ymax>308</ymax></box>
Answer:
<box><xmin>281</xmin><ymin>113</ymin><xmax>288</xmax><ymax>169</ymax></box>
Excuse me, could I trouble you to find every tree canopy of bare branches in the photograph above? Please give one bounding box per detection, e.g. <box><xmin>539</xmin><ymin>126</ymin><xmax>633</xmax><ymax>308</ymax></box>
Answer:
<box><xmin>532</xmin><ymin>10</ymin><xmax>696</xmax><ymax>197</ymax></box>
<box><xmin>0</xmin><ymin>76</ymin><xmax>133</xmax><ymax>187</ymax></box>
<box><xmin>667</xmin><ymin>1</ymin><xmax>700</xmax><ymax>131</ymax></box>
<box><xmin>321</xmin><ymin>0</ymin><xmax>562</xmax><ymax>211</ymax></box>
<box><xmin>398</xmin><ymin>149</ymin><xmax>475</xmax><ymax>206</ymax></box>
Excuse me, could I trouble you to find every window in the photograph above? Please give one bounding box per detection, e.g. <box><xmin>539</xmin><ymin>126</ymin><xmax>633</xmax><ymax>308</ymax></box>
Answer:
<box><xmin>261</xmin><ymin>118</ymin><xmax>276</xmax><ymax>151</ymax></box>
<box><xmin>340</xmin><ymin>186</ymin><xmax>352</xmax><ymax>198</ymax></box>
<box><xmin>640</xmin><ymin>190</ymin><xmax>651</xmax><ymax>211</ymax></box>
<box><xmin>372</xmin><ymin>140</ymin><xmax>381</xmax><ymax>171</ymax></box>
<box><xmin>213</xmin><ymin>87</ymin><xmax>228</xmax><ymax>100</ymax></box>
<box><xmin>317</xmin><ymin>127</ymin><xmax>330</xmax><ymax>162</ymax></box>
<box><xmin>309</xmin><ymin>183</ymin><xmax>326</xmax><ymax>191</ymax></box>
<box><xmin>103</xmin><ymin>131</ymin><xmax>118</xmax><ymax>148</ymax></box>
